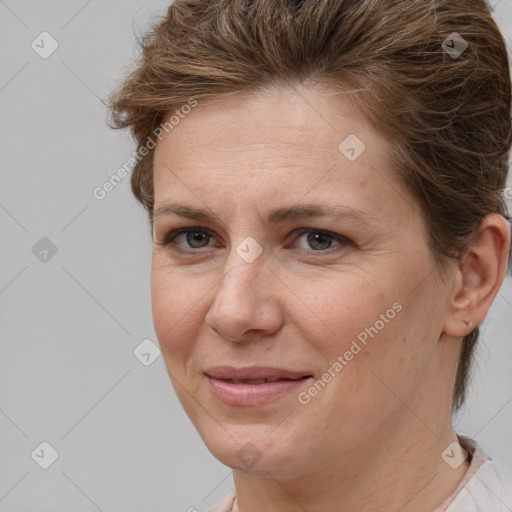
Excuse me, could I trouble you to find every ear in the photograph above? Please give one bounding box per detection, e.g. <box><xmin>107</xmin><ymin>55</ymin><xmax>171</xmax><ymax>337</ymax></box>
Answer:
<box><xmin>443</xmin><ymin>214</ymin><xmax>511</xmax><ymax>337</ymax></box>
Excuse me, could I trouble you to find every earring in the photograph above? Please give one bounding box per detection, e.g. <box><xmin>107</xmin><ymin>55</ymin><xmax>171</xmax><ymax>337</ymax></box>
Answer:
<box><xmin>464</xmin><ymin>319</ymin><xmax>472</xmax><ymax>327</ymax></box>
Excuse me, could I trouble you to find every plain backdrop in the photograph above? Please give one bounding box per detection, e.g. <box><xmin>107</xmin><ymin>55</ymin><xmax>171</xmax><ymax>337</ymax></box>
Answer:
<box><xmin>0</xmin><ymin>1</ymin><xmax>511</xmax><ymax>511</ymax></box>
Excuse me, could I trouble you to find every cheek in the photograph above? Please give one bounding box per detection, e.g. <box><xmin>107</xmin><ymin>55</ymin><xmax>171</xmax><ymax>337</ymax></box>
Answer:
<box><xmin>291</xmin><ymin>270</ymin><xmax>428</xmax><ymax>399</ymax></box>
<box><xmin>151</xmin><ymin>264</ymin><xmax>210</xmax><ymax>419</ymax></box>
<box><xmin>150</xmin><ymin>261</ymin><xmax>206</xmax><ymax>364</ymax></box>
<box><xmin>310</xmin><ymin>282</ymin><xmax>439</xmax><ymax>419</ymax></box>
<box><xmin>289</xmin><ymin>272</ymin><xmax>392</xmax><ymax>356</ymax></box>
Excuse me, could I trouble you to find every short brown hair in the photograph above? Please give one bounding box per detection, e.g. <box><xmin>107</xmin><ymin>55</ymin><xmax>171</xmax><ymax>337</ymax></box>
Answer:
<box><xmin>106</xmin><ymin>0</ymin><xmax>512</xmax><ymax>410</ymax></box>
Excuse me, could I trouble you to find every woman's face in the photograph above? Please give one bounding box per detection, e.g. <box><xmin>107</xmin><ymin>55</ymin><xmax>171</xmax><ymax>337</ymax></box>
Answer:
<box><xmin>151</xmin><ymin>85</ymin><xmax>455</xmax><ymax>478</ymax></box>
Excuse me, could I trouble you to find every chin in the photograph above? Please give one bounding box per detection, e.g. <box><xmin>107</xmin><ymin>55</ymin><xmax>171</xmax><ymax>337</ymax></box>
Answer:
<box><xmin>196</xmin><ymin>418</ymin><xmax>312</xmax><ymax>478</ymax></box>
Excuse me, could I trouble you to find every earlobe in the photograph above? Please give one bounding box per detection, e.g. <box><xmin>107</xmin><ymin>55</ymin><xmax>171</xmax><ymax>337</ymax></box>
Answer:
<box><xmin>443</xmin><ymin>214</ymin><xmax>510</xmax><ymax>338</ymax></box>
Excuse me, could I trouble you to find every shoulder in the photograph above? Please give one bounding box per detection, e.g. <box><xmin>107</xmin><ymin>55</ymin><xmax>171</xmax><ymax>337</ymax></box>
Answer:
<box><xmin>446</xmin><ymin>452</ymin><xmax>512</xmax><ymax>511</ymax></box>
<box><xmin>202</xmin><ymin>489</ymin><xmax>236</xmax><ymax>512</ymax></box>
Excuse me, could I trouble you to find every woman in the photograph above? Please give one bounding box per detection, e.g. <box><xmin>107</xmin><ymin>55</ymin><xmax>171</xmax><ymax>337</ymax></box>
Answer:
<box><xmin>107</xmin><ymin>0</ymin><xmax>512</xmax><ymax>510</ymax></box>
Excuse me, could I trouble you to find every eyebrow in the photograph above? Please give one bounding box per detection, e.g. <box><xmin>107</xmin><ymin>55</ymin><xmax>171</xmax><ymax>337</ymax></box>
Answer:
<box><xmin>153</xmin><ymin>203</ymin><xmax>371</xmax><ymax>224</ymax></box>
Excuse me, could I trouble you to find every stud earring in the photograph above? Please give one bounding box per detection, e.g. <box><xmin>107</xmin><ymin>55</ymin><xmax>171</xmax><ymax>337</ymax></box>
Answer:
<box><xmin>464</xmin><ymin>319</ymin><xmax>472</xmax><ymax>327</ymax></box>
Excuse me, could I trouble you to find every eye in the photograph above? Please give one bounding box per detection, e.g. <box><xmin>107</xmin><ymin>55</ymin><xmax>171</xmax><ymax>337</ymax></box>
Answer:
<box><xmin>292</xmin><ymin>229</ymin><xmax>351</xmax><ymax>251</ymax></box>
<box><xmin>161</xmin><ymin>227</ymin><xmax>216</xmax><ymax>251</ymax></box>
<box><xmin>157</xmin><ymin>227</ymin><xmax>351</xmax><ymax>254</ymax></box>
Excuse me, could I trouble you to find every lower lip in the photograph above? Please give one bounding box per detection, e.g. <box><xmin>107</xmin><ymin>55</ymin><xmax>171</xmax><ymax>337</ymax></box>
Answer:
<box><xmin>206</xmin><ymin>376</ymin><xmax>312</xmax><ymax>406</ymax></box>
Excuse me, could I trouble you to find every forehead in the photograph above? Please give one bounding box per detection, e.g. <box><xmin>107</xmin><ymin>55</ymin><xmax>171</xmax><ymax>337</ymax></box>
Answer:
<box><xmin>152</xmin><ymin>85</ymin><xmax>410</xmax><ymax>216</ymax></box>
<box><xmin>156</xmin><ymin>84</ymin><xmax>383</xmax><ymax>159</ymax></box>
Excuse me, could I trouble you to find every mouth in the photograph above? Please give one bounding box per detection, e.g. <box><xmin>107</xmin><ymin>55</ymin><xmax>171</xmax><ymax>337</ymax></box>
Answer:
<box><xmin>204</xmin><ymin>366</ymin><xmax>313</xmax><ymax>406</ymax></box>
<box><xmin>219</xmin><ymin>376</ymin><xmax>311</xmax><ymax>384</ymax></box>
<box><xmin>205</xmin><ymin>365</ymin><xmax>312</xmax><ymax>381</ymax></box>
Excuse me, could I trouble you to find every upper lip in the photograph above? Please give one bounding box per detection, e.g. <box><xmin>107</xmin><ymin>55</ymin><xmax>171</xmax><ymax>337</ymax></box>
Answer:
<box><xmin>205</xmin><ymin>366</ymin><xmax>312</xmax><ymax>381</ymax></box>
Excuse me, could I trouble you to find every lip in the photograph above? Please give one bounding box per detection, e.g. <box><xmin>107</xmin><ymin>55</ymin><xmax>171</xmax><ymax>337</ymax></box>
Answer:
<box><xmin>205</xmin><ymin>365</ymin><xmax>312</xmax><ymax>381</ymax></box>
<box><xmin>205</xmin><ymin>366</ymin><xmax>313</xmax><ymax>406</ymax></box>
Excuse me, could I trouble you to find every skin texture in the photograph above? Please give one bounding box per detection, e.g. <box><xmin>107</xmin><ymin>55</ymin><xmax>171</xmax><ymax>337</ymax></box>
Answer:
<box><xmin>150</xmin><ymin>85</ymin><xmax>510</xmax><ymax>512</ymax></box>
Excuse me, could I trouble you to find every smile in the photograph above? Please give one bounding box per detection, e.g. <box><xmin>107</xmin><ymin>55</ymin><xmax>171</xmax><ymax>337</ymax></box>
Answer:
<box><xmin>205</xmin><ymin>368</ymin><xmax>313</xmax><ymax>406</ymax></box>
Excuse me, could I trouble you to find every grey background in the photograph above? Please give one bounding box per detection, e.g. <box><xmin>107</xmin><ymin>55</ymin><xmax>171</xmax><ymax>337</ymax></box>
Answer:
<box><xmin>0</xmin><ymin>1</ymin><xmax>511</xmax><ymax>511</ymax></box>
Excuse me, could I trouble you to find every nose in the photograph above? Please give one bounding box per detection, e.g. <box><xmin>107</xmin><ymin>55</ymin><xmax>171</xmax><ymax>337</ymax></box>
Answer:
<box><xmin>204</xmin><ymin>249</ymin><xmax>283</xmax><ymax>343</ymax></box>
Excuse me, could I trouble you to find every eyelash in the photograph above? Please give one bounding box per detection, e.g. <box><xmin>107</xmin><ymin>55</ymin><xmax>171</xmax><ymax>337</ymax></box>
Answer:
<box><xmin>158</xmin><ymin>226</ymin><xmax>352</xmax><ymax>255</ymax></box>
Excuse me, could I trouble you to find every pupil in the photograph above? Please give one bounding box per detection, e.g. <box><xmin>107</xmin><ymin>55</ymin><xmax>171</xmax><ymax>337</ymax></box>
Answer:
<box><xmin>307</xmin><ymin>232</ymin><xmax>332</xmax><ymax>250</ymax></box>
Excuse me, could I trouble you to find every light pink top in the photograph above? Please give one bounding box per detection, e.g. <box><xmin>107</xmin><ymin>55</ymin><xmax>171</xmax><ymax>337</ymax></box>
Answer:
<box><xmin>206</xmin><ymin>435</ymin><xmax>512</xmax><ymax>512</ymax></box>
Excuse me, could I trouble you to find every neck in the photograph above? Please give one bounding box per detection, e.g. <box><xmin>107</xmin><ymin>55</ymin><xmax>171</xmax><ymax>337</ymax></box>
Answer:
<box><xmin>231</xmin><ymin>408</ymin><xmax>469</xmax><ymax>512</ymax></box>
